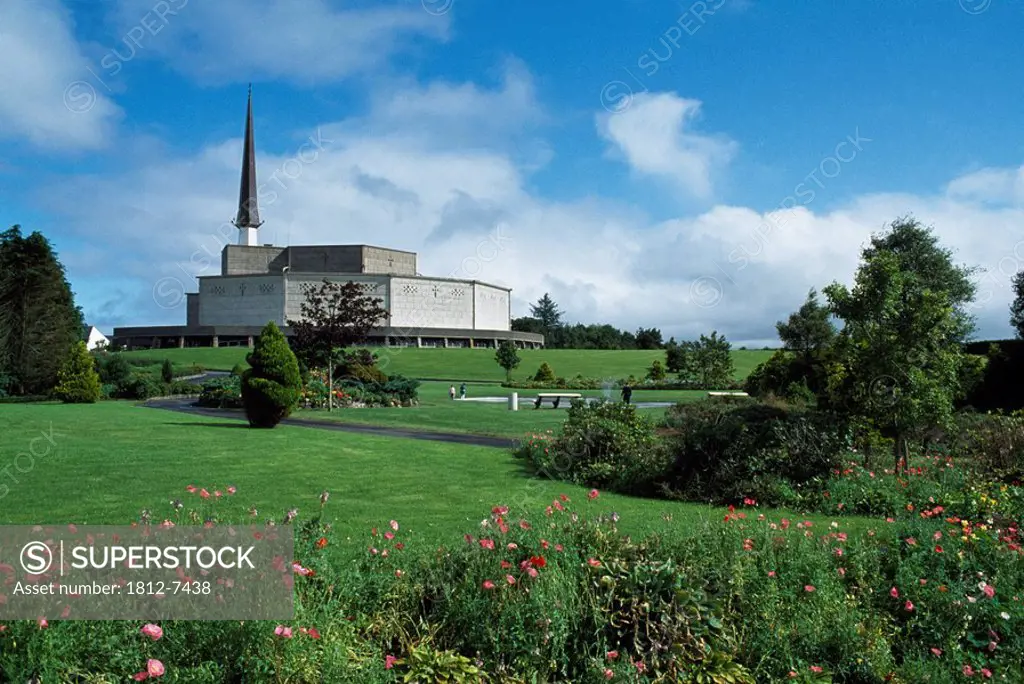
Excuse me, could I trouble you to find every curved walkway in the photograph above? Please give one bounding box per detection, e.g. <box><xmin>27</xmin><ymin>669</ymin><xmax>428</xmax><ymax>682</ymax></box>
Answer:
<box><xmin>143</xmin><ymin>397</ymin><xmax>516</xmax><ymax>449</ymax></box>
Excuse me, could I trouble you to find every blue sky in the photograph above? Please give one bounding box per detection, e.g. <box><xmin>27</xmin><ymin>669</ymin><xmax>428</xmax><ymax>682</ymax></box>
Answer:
<box><xmin>1</xmin><ymin>0</ymin><xmax>1022</xmax><ymax>344</ymax></box>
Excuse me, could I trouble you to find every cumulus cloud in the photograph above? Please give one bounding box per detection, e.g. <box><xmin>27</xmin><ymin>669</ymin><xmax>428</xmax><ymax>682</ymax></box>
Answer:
<box><xmin>0</xmin><ymin>0</ymin><xmax>121</xmax><ymax>150</ymax></box>
<box><xmin>597</xmin><ymin>93</ymin><xmax>738</xmax><ymax>201</ymax></box>
<box><xmin>40</xmin><ymin>73</ymin><xmax>1024</xmax><ymax>344</ymax></box>
<box><xmin>107</xmin><ymin>0</ymin><xmax>450</xmax><ymax>85</ymax></box>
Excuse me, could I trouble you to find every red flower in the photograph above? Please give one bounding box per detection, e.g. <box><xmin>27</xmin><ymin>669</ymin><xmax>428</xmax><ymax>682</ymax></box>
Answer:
<box><xmin>804</xmin><ymin>585</ymin><xmax>815</xmax><ymax>592</ymax></box>
<box><xmin>530</xmin><ymin>555</ymin><xmax>547</xmax><ymax>568</ymax></box>
<box><xmin>588</xmin><ymin>489</ymin><xmax>599</xmax><ymax>500</ymax></box>
<box><xmin>482</xmin><ymin>580</ymin><xmax>495</xmax><ymax>590</ymax></box>
<box><xmin>315</xmin><ymin>537</ymin><xmax>328</xmax><ymax>549</ymax></box>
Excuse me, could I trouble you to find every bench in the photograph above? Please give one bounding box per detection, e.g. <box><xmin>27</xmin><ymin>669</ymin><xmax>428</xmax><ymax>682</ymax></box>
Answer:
<box><xmin>534</xmin><ymin>393</ymin><xmax>582</xmax><ymax>409</ymax></box>
<box><xmin>707</xmin><ymin>391</ymin><xmax>749</xmax><ymax>398</ymax></box>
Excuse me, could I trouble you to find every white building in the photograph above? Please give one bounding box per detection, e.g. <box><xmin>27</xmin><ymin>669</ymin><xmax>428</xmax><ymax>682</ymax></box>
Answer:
<box><xmin>112</xmin><ymin>88</ymin><xmax>542</xmax><ymax>351</ymax></box>
<box><xmin>84</xmin><ymin>326</ymin><xmax>109</xmax><ymax>350</ymax></box>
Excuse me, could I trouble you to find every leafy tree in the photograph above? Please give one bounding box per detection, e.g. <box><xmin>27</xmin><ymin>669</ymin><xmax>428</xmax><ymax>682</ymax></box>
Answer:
<box><xmin>241</xmin><ymin>322</ymin><xmax>301</xmax><ymax>428</ymax></box>
<box><xmin>824</xmin><ymin>248</ymin><xmax>968</xmax><ymax>472</ymax></box>
<box><xmin>634</xmin><ymin>327</ymin><xmax>664</xmax><ymax>350</ymax></box>
<box><xmin>529</xmin><ymin>293</ymin><xmax>563</xmax><ymax>331</ymax></box>
<box><xmin>0</xmin><ymin>226</ymin><xmax>84</xmax><ymax>395</ymax></box>
<box><xmin>287</xmin><ymin>279</ymin><xmax>387</xmax><ymax>411</ymax></box>
<box><xmin>665</xmin><ymin>341</ymin><xmax>685</xmax><ymax>374</ymax></box>
<box><xmin>494</xmin><ymin>340</ymin><xmax>521</xmax><ymax>382</ymax></box>
<box><xmin>862</xmin><ymin>216</ymin><xmax>978</xmax><ymax>342</ymax></box>
<box><xmin>776</xmin><ymin>289</ymin><xmax>836</xmax><ymax>358</ymax></box>
<box><xmin>54</xmin><ymin>341</ymin><xmax>101</xmax><ymax>403</ymax></box>
<box><xmin>1010</xmin><ymin>271</ymin><xmax>1024</xmax><ymax>339</ymax></box>
<box><xmin>691</xmin><ymin>331</ymin><xmax>734</xmax><ymax>389</ymax></box>
<box><xmin>96</xmin><ymin>353</ymin><xmax>132</xmax><ymax>386</ymax></box>
<box><xmin>161</xmin><ymin>359</ymin><xmax>174</xmax><ymax>384</ymax></box>
<box><xmin>511</xmin><ymin>316</ymin><xmax>545</xmax><ymax>335</ymax></box>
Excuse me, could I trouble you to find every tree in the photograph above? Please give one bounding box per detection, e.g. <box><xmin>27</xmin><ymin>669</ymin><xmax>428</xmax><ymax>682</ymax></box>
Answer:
<box><xmin>54</xmin><ymin>341</ymin><xmax>101</xmax><ymax>403</ymax></box>
<box><xmin>691</xmin><ymin>332</ymin><xmax>734</xmax><ymax>389</ymax></box>
<box><xmin>0</xmin><ymin>226</ymin><xmax>84</xmax><ymax>395</ymax></box>
<box><xmin>646</xmin><ymin>359</ymin><xmax>666</xmax><ymax>382</ymax></box>
<box><xmin>634</xmin><ymin>327</ymin><xmax>664</xmax><ymax>349</ymax></box>
<box><xmin>534</xmin><ymin>362</ymin><xmax>556</xmax><ymax>383</ymax></box>
<box><xmin>511</xmin><ymin>316</ymin><xmax>545</xmax><ymax>335</ymax></box>
<box><xmin>824</xmin><ymin>248</ymin><xmax>968</xmax><ymax>472</ymax></box>
<box><xmin>776</xmin><ymin>289</ymin><xmax>836</xmax><ymax>358</ymax></box>
<box><xmin>862</xmin><ymin>216</ymin><xmax>978</xmax><ymax>342</ymax></box>
<box><xmin>161</xmin><ymin>359</ymin><xmax>174</xmax><ymax>384</ymax></box>
<box><xmin>530</xmin><ymin>293</ymin><xmax>563</xmax><ymax>343</ymax></box>
<box><xmin>287</xmin><ymin>279</ymin><xmax>387</xmax><ymax>411</ymax></box>
<box><xmin>1010</xmin><ymin>271</ymin><xmax>1024</xmax><ymax>339</ymax></box>
<box><xmin>241</xmin><ymin>322</ymin><xmax>301</xmax><ymax>428</ymax></box>
<box><xmin>495</xmin><ymin>340</ymin><xmax>521</xmax><ymax>382</ymax></box>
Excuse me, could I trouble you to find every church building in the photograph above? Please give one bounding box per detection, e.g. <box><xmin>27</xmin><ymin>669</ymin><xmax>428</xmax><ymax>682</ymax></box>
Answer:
<box><xmin>111</xmin><ymin>89</ymin><xmax>544</xmax><ymax>351</ymax></box>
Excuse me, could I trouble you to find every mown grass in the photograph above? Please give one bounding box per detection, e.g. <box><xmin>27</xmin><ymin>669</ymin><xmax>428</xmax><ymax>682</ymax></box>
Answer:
<box><xmin>0</xmin><ymin>402</ymin><xmax>871</xmax><ymax>543</ymax></box>
<box><xmin>123</xmin><ymin>347</ymin><xmax>774</xmax><ymax>383</ymax></box>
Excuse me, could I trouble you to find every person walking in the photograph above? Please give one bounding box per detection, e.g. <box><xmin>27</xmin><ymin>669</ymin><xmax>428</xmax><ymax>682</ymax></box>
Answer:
<box><xmin>621</xmin><ymin>384</ymin><xmax>632</xmax><ymax>404</ymax></box>
<box><xmin>449</xmin><ymin>384</ymin><xmax>456</xmax><ymax>400</ymax></box>
<box><xmin>460</xmin><ymin>382</ymin><xmax>467</xmax><ymax>400</ymax></box>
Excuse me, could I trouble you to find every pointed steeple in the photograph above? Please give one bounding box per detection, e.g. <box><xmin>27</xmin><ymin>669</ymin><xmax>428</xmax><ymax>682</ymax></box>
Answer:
<box><xmin>233</xmin><ymin>84</ymin><xmax>262</xmax><ymax>234</ymax></box>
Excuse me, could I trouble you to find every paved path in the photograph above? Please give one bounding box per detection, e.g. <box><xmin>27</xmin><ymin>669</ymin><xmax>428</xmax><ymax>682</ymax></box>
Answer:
<box><xmin>143</xmin><ymin>397</ymin><xmax>516</xmax><ymax>449</ymax></box>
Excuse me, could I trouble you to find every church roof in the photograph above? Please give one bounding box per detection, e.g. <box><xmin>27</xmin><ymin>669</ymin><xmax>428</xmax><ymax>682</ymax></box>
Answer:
<box><xmin>233</xmin><ymin>85</ymin><xmax>262</xmax><ymax>229</ymax></box>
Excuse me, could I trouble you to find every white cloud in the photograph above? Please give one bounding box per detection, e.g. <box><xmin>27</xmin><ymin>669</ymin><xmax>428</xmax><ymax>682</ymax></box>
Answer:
<box><xmin>108</xmin><ymin>0</ymin><xmax>450</xmax><ymax>85</ymax></box>
<box><xmin>42</xmin><ymin>78</ymin><xmax>1024</xmax><ymax>344</ymax></box>
<box><xmin>945</xmin><ymin>165</ymin><xmax>1024</xmax><ymax>206</ymax></box>
<box><xmin>597</xmin><ymin>92</ymin><xmax>737</xmax><ymax>200</ymax></box>
<box><xmin>0</xmin><ymin>0</ymin><xmax>121</xmax><ymax>150</ymax></box>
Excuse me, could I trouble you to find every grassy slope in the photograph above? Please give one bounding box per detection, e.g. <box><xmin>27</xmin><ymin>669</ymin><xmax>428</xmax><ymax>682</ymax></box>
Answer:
<box><xmin>294</xmin><ymin>380</ymin><xmax>707</xmax><ymax>438</ymax></box>
<box><xmin>0</xmin><ymin>402</ymin><xmax>869</xmax><ymax>541</ymax></box>
<box><xmin>124</xmin><ymin>347</ymin><xmax>774</xmax><ymax>383</ymax></box>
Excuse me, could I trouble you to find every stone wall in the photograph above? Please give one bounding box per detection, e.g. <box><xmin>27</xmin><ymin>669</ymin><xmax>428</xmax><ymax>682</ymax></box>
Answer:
<box><xmin>473</xmin><ymin>283</ymin><xmax>510</xmax><ymax>331</ymax></box>
<box><xmin>198</xmin><ymin>275</ymin><xmax>285</xmax><ymax>327</ymax></box>
<box><xmin>389</xmin><ymin>277</ymin><xmax>473</xmax><ymax>330</ymax></box>
<box><xmin>221</xmin><ymin>245</ymin><xmax>288</xmax><ymax>275</ymax></box>
<box><xmin>284</xmin><ymin>275</ymin><xmax>389</xmax><ymax>324</ymax></box>
<box><xmin>363</xmin><ymin>246</ymin><xmax>416</xmax><ymax>275</ymax></box>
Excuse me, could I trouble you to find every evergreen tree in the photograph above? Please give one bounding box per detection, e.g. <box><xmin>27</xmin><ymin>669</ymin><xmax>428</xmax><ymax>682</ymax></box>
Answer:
<box><xmin>241</xmin><ymin>322</ymin><xmax>302</xmax><ymax>428</ymax></box>
<box><xmin>54</xmin><ymin>341</ymin><xmax>101</xmax><ymax>403</ymax></box>
<box><xmin>494</xmin><ymin>340</ymin><xmax>521</xmax><ymax>382</ymax></box>
<box><xmin>0</xmin><ymin>226</ymin><xmax>84</xmax><ymax>395</ymax></box>
<box><xmin>161</xmin><ymin>359</ymin><xmax>175</xmax><ymax>384</ymax></box>
<box><xmin>1010</xmin><ymin>271</ymin><xmax>1024</xmax><ymax>339</ymax></box>
<box><xmin>776</xmin><ymin>289</ymin><xmax>836</xmax><ymax>358</ymax></box>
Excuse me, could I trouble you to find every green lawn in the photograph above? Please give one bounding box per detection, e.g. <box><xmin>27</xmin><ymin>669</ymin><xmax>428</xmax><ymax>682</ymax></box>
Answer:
<box><xmin>124</xmin><ymin>347</ymin><xmax>774</xmax><ymax>383</ymax></box>
<box><xmin>294</xmin><ymin>380</ymin><xmax>705</xmax><ymax>438</ymax></box>
<box><xmin>0</xmin><ymin>402</ymin><xmax>867</xmax><ymax>545</ymax></box>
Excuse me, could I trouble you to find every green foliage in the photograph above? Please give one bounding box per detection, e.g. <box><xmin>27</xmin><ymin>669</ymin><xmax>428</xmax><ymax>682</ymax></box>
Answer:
<box><xmin>231</xmin><ymin>362</ymin><xmax>246</xmax><ymax>377</ymax></box>
<box><xmin>533</xmin><ymin>362</ymin><xmax>555</xmax><ymax>383</ymax></box>
<box><xmin>669</xmin><ymin>332</ymin><xmax>735</xmax><ymax>389</ymax></box>
<box><xmin>662</xmin><ymin>399</ymin><xmax>848</xmax><ymax>505</ymax></box>
<box><xmin>529</xmin><ymin>292</ymin><xmax>563</xmax><ymax>332</ymax></box>
<box><xmin>335</xmin><ymin>349</ymin><xmax>388</xmax><ymax>385</ymax></box>
<box><xmin>516</xmin><ymin>399</ymin><xmax>669</xmax><ymax>493</ymax></box>
<box><xmin>646</xmin><ymin>359</ymin><xmax>666</xmax><ymax>381</ymax></box>
<box><xmin>114</xmin><ymin>375</ymin><xmax>165</xmax><ymax>400</ymax></box>
<box><xmin>776</xmin><ymin>288</ymin><xmax>836</xmax><ymax>357</ymax></box>
<box><xmin>197</xmin><ymin>376</ymin><xmax>243</xmax><ymax>408</ymax></box>
<box><xmin>634</xmin><ymin>326</ymin><xmax>663</xmax><ymax>349</ymax></box>
<box><xmin>241</xmin><ymin>322</ymin><xmax>302</xmax><ymax>428</ymax></box>
<box><xmin>53</xmin><ymin>341</ymin><xmax>101</xmax><ymax>403</ymax></box>
<box><xmin>0</xmin><ymin>225</ymin><xmax>84</xmax><ymax>396</ymax></box>
<box><xmin>494</xmin><ymin>340</ymin><xmax>521</xmax><ymax>382</ymax></box>
<box><xmin>824</xmin><ymin>244</ymin><xmax>968</xmax><ymax>469</ymax></box>
<box><xmin>95</xmin><ymin>352</ymin><xmax>133</xmax><ymax>386</ymax></box>
<box><xmin>161</xmin><ymin>358</ymin><xmax>174</xmax><ymax>384</ymax></box>
<box><xmin>1011</xmin><ymin>270</ymin><xmax>1024</xmax><ymax>340</ymax></box>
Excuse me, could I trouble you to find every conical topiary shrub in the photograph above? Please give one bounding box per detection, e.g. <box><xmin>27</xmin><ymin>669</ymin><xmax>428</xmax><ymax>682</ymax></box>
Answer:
<box><xmin>54</xmin><ymin>340</ymin><xmax>101</xmax><ymax>403</ymax></box>
<box><xmin>241</xmin><ymin>321</ymin><xmax>301</xmax><ymax>428</ymax></box>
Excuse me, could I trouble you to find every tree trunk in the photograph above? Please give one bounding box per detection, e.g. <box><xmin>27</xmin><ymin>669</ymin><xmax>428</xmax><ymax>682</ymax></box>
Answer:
<box><xmin>328</xmin><ymin>356</ymin><xmax>333</xmax><ymax>413</ymax></box>
<box><xmin>894</xmin><ymin>433</ymin><xmax>909</xmax><ymax>474</ymax></box>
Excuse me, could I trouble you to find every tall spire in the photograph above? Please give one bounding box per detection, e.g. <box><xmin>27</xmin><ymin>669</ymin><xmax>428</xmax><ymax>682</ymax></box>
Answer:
<box><xmin>233</xmin><ymin>84</ymin><xmax>262</xmax><ymax>243</ymax></box>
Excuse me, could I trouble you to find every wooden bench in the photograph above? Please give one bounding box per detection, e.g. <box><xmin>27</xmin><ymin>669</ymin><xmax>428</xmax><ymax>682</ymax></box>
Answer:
<box><xmin>707</xmin><ymin>391</ymin><xmax>749</xmax><ymax>398</ymax></box>
<box><xmin>534</xmin><ymin>393</ymin><xmax>582</xmax><ymax>409</ymax></box>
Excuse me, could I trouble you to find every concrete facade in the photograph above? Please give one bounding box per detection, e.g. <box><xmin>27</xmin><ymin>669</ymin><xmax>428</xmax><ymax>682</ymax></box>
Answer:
<box><xmin>113</xmin><ymin>243</ymin><xmax>540</xmax><ymax>349</ymax></box>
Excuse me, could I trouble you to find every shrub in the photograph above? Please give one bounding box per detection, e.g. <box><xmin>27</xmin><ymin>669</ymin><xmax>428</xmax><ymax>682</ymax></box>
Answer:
<box><xmin>161</xmin><ymin>358</ymin><xmax>174</xmax><ymax>383</ymax></box>
<box><xmin>230</xmin><ymin>363</ymin><xmax>246</xmax><ymax>377</ymax></box>
<box><xmin>197</xmin><ymin>376</ymin><xmax>243</xmax><ymax>408</ymax></box>
<box><xmin>517</xmin><ymin>399</ymin><xmax>669</xmax><ymax>494</ymax></box>
<box><xmin>533</xmin><ymin>362</ymin><xmax>555</xmax><ymax>383</ymax></box>
<box><xmin>661</xmin><ymin>399</ymin><xmax>848</xmax><ymax>505</ymax></box>
<box><xmin>95</xmin><ymin>352</ymin><xmax>133</xmax><ymax>386</ymax></box>
<box><xmin>335</xmin><ymin>350</ymin><xmax>388</xmax><ymax>385</ymax></box>
<box><xmin>241</xmin><ymin>322</ymin><xmax>301</xmax><ymax>428</ymax></box>
<box><xmin>646</xmin><ymin>359</ymin><xmax>666</xmax><ymax>381</ymax></box>
<box><xmin>53</xmin><ymin>341</ymin><xmax>101</xmax><ymax>403</ymax></box>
